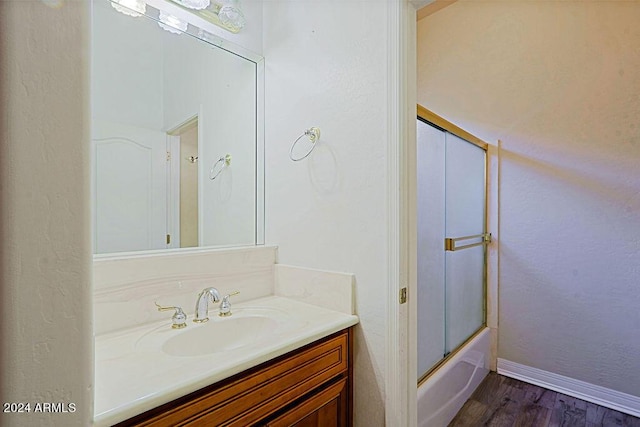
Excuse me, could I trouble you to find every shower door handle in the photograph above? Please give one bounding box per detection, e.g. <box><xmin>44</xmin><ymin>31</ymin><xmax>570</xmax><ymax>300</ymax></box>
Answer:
<box><xmin>444</xmin><ymin>233</ymin><xmax>491</xmax><ymax>251</ymax></box>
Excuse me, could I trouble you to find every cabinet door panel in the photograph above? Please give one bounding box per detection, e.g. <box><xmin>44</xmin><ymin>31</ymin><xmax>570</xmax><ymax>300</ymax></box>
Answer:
<box><xmin>186</xmin><ymin>335</ymin><xmax>348</xmax><ymax>427</ymax></box>
<box><xmin>266</xmin><ymin>378</ymin><xmax>347</xmax><ymax>427</ymax></box>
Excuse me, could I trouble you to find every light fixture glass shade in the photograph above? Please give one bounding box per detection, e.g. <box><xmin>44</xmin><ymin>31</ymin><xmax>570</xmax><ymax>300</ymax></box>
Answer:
<box><xmin>111</xmin><ymin>0</ymin><xmax>146</xmax><ymax>17</ymax></box>
<box><xmin>218</xmin><ymin>0</ymin><xmax>245</xmax><ymax>31</ymax></box>
<box><xmin>158</xmin><ymin>11</ymin><xmax>188</xmax><ymax>34</ymax></box>
<box><xmin>172</xmin><ymin>0</ymin><xmax>210</xmax><ymax>10</ymax></box>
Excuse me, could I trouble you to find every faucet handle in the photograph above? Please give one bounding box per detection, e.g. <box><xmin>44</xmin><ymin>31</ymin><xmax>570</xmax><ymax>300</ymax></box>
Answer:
<box><xmin>219</xmin><ymin>291</ymin><xmax>240</xmax><ymax>317</ymax></box>
<box><xmin>155</xmin><ymin>302</ymin><xmax>187</xmax><ymax>329</ymax></box>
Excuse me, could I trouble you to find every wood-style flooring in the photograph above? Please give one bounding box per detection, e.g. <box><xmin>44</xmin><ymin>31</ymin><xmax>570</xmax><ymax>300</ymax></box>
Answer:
<box><xmin>448</xmin><ymin>373</ymin><xmax>640</xmax><ymax>427</ymax></box>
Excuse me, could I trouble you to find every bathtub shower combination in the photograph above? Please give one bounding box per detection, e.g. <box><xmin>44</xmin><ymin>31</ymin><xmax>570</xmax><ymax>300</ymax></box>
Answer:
<box><xmin>416</xmin><ymin>106</ymin><xmax>491</xmax><ymax>427</ymax></box>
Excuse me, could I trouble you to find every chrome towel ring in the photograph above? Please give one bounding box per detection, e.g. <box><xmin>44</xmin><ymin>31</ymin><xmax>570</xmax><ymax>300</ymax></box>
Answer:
<box><xmin>209</xmin><ymin>154</ymin><xmax>232</xmax><ymax>180</ymax></box>
<box><xmin>289</xmin><ymin>127</ymin><xmax>321</xmax><ymax>161</ymax></box>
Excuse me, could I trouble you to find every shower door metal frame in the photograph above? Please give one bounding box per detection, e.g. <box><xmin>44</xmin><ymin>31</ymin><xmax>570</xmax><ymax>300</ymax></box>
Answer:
<box><xmin>416</xmin><ymin>104</ymin><xmax>490</xmax><ymax>385</ymax></box>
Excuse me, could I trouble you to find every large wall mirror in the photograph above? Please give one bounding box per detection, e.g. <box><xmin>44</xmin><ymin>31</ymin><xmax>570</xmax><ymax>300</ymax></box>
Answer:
<box><xmin>91</xmin><ymin>0</ymin><xmax>264</xmax><ymax>255</ymax></box>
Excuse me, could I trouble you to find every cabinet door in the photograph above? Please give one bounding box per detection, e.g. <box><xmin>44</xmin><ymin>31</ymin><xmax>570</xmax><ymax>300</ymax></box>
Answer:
<box><xmin>265</xmin><ymin>378</ymin><xmax>348</xmax><ymax>427</ymax></box>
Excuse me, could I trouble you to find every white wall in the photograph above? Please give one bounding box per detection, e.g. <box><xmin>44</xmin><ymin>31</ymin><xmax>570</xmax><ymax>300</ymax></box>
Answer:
<box><xmin>0</xmin><ymin>1</ymin><xmax>93</xmax><ymax>425</ymax></box>
<box><xmin>418</xmin><ymin>1</ymin><xmax>640</xmax><ymax>397</ymax></box>
<box><xmin>263</xmin><ymin>1</ymin><xmax>390</xmax><ymax>424</ymax></box>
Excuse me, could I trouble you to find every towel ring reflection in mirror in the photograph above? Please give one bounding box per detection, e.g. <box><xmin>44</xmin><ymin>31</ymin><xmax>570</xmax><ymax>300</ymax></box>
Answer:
<box><xmin>209</xmin><ymin>154</ymin><xmax>232</xmax><ymax>180</ymax></box>
<box><xmin>289</xmin><ymin>127</ymin><xmax>321</xmax><ymax>162</ymax></box>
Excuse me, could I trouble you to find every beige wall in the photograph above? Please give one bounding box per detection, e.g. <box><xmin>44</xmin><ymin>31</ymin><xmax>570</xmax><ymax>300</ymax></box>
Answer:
<box><xmin>418</xmin><ymin>1</ymin><xmax>640</xmax><ymax>396</ymax></box>
<box><xmin>0</xmin><ymin>1</ymin><xmax>93</xmax><ymax>425</ymax></box>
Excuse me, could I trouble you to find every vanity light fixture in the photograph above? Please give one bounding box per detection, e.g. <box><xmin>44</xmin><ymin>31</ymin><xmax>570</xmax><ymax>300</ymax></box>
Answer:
<box><xmin>158</xmin><ymin>10</ymin><xmax>188</xmax><ymax>34</ymax></box>
<box><xmin>111</xmin><ymin>0</ymin><xmax>246</xmax><ymax>37</ymax></box>
<box><xmin>168</xmin><ymin>0</ymin><xmax>246</xmax><ymax>33</ymax></box>
<box><xmin>172</xmin><ymin>0</ymin><xmax>210</xmax><ymax>10</ymax></box>
<box><xmin>111</xmin><ymin>0</ymin><xmax>147</xmax><ymax>17</ymax></box>
<box><xmin>217</xmin><ymin>0</ymin><xmax>245</xmax><ymax>32</ymax></box>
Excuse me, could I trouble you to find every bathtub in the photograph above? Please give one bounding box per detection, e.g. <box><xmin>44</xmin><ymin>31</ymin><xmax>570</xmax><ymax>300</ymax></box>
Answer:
<box><xmin>417</xmin><ymin>328</ymin><xmax>491</xmax><ymax>427</ymax></box>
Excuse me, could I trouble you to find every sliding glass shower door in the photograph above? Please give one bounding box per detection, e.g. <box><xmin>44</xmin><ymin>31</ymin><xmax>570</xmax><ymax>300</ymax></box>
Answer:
<box><xmin>417</xmin><ymin>113</ymin><xmax>487</xmax><ymax>382</ymax></box>
<box><xmin>444</xmin><ymin>133</ymin><xmax>486</xmax><ymax>352</ymax></box>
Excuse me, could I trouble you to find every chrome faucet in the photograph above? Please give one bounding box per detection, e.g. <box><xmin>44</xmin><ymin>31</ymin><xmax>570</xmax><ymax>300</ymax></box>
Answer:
<box><xmin>194</xmin><ymin>287</ymin><xmax>220</xmax><ymax>323</ymax></box>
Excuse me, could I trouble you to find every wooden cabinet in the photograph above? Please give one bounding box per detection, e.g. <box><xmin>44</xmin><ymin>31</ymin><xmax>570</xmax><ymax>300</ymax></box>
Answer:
<box><xmin>116</xmin><ymin>328</ymin><xmax>352</xmax><ymax>427</ymax></box>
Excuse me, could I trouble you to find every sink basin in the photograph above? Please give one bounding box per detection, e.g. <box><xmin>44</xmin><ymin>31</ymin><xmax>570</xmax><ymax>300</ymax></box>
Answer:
<box><xmin>162</xmin><ymin>315</ymin><xmax>278</xmax><ymax>357</ymax></box>
<box><xmin>135</xmin><ymin>306</ymin><xmax>307</xmax><ymax>358</ymax></box>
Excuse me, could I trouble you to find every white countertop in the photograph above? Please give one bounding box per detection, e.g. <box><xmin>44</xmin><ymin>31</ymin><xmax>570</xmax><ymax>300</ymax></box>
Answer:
<box><xmin>93</xmin><ymin>296</ymin><xmax>359</xmax><ymax>426</ymax></box>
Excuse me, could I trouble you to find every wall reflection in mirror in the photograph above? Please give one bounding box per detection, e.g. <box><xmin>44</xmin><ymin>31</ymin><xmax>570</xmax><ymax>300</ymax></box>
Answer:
<box><xmin>92</xmin><ymin>0</ymin><xmax>263</xmax><ymax>254</ymax></box>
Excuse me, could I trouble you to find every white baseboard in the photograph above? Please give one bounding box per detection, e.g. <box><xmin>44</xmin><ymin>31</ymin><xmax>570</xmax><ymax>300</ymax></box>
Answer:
<box><xmin>497</xmin><ymin>359</ymin><xmax>640</xmax><ymax>418</ymax></box>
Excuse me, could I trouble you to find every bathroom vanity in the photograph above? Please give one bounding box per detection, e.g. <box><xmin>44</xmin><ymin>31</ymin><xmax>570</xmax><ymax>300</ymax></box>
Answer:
<box><xmin>93</xmin><ymin>249</ymin><xmax>358</xmax><ymax>426</ymax></box>
<box><xmin>114</xmin><ymin>328</ymin><xmax>352</xmax><ymax>426</ymax></box>
<box><xmin>94</xmin><ymin>295</ymin><xmax>357</xmax><ymax>426</ymax></box>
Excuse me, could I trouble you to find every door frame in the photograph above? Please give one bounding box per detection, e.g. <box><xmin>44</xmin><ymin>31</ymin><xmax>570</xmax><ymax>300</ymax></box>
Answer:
<box><xmin>166</xmin><ymin>114</ymin><xmax>200</xmax><ymax>250</ymax></box>
<box><xmin>386</xmin><ymin>1</ymin><xmax>417</xmax><ymax>426</ymax></box>
<box><xmin>387</xmin><ymin>4</ymin><xmax>497</xmax><ymax>422</ymax></box>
